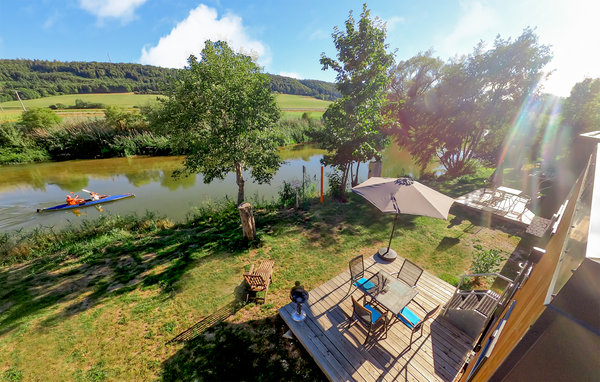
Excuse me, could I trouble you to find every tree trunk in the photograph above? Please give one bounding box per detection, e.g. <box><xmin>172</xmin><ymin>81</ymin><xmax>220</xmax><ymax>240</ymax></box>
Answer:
<box><xmin>238</xmin><ymin>202</ymin><xmax>256</xmax><ymax>241</ymax></box>
<box><xmin>235</xmin><ymin>162</ymin><xmax>245</xmax><ymax>205</ymax></box>
<box><xmin>352</xmin><ymin>162</ymin><xmax>360</xmax><ymax>186</ymax></box>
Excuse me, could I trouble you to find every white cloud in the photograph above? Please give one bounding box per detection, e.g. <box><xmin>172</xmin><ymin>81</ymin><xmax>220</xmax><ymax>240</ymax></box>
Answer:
<box><xmin>279</xmin><ymin>72</ymin><xmax>302</xmax><ymax>79</ymax></box>
<box><xmin>383</xmin><ymin>16</ymin><xmax>404</xmax><ymax>32</ymax></box>
<box><xmin>79</xmin><ymin>0</ymin><xmax>147</xmax><ymax>22</ymax></box>
<box><xmin>309</xmin><ymin>29</ymin><xmax>329</xmax><ymax>41</ymax></box>
<box><xmin>437</xmin><ymin>0</ymin><xmax>499</xmax><ymax>59</ymax></box>
<box><xmin>140</xmin><ymin>4</ymin><xmax>268</xmax><ymax>69</ymax></box>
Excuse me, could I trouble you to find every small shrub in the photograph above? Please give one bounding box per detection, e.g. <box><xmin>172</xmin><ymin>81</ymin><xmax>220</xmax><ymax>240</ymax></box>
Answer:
<box><xmin>279</xmin><ymin>180</ymin><xmax>301</xmax><ymax>207</ymax></box>
<box><xmin>19</xmin><ymin>108</ymin><xmax>61</xmax><ymax>132</ymax></box>
<box><xmin>471</xmin><ymin>249</ymin><xmax>502</xmax><ymax>274</ymax></box>
<box><xmin>327</xmin><ymin>171</ymin><xmax>344</xmax><ymax>200</ymax></box>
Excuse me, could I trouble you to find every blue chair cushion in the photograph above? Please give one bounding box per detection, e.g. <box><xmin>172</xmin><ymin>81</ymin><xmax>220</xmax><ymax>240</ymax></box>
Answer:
<box><xmin>354</xmin><ymin>277</ymin><xmax>375</xmax><ymax>291</ymax></box>
<box><xmin>364</xmin><ymin>304</ymin><xmax>382</xmax><ymax>323</ymax></box>
<box><xmin>397</xmin><ymin>306</ymin><xmax>420</xmax><ymax>328</ymax></box>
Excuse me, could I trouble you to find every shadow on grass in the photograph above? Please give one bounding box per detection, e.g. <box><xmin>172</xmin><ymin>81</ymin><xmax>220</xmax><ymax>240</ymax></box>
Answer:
<box><xmin>0</xmin><ymin>208</ymin><xmax>254</xmax><ymax>337</ymax></box>
<box><xmin>162</xmin><ymin>314</ymin><xmax>326</xmax><ymax>382</ymax></box>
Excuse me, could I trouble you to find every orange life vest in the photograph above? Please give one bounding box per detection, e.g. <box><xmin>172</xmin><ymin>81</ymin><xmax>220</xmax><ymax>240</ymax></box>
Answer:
<box><xmin>66</xmin><ymin>195</ymin><xmax>84</xmax><ymax>205</ymax></box>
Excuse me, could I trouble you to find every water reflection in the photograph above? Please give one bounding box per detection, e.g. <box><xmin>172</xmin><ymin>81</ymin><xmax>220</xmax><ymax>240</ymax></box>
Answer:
<box><xmin>0</xmin><ymin>143</ymin><xmax>422</xmax><ymax>231</ymax></box>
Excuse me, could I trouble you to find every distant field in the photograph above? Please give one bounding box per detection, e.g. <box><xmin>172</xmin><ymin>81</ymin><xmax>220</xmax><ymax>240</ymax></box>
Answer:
<box><xmin>0</xmin><ymin>93</ymin><xmax>163</xmax><ymax>110</ymax></box>
<box><xmin>275</xmin><ymin>94</ymin><xmax>331</xmax><ymax>110</ymax></box>
<box><xmin>0</xmin><ymin>93</ymin><xmax>330</xmax><ymax>122</ymax></box>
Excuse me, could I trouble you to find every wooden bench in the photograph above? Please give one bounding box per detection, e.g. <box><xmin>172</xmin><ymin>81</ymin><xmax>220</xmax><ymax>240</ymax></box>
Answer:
<box><xmin>243</xmin><ymin>260</ymin><xmax>274</xmax><ymax>304</ymax></box>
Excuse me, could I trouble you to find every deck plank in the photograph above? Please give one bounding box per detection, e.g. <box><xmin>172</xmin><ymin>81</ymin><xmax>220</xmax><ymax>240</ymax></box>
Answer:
<box><xmin>279</xmin><ymin>254</ymin><xmax>475</xmax><ymax>382</ymax></box>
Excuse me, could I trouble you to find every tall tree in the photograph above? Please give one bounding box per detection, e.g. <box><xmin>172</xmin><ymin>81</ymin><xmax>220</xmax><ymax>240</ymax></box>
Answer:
<box><xmin>316</xmin><ymin>4</ymin><xmax>394</xmax><ymax>191</ymax></box>
<box><xmin>154</xmin><ymin>41</ymin><xmax>281</xmax><ymax>204</ymax></box>
<box><xmin>388</xmin><ymin>28</ymin><xmax>552</xmax><ymax>175</ymax></box>
<box><xmin>562</xmin><ymin>78</ymin><xmax>600</xmax><ymax>139</ymax></box>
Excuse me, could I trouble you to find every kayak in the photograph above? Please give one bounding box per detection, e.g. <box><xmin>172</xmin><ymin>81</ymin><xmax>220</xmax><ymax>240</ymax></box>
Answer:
<box><xmin>37</xmin><ymin>193</ymin><xmax>135</xmax><ymax>212</ymax></box>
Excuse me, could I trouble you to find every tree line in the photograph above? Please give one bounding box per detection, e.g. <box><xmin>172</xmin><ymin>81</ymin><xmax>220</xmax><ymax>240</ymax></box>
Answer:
<box><xmin>0</xmin><ymin>59</ymin><xmax>339</xmax><ymax>102</ymax></box>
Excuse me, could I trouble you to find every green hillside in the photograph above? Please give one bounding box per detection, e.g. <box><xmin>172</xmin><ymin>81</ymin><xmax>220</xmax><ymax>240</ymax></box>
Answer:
<box><xmin>0</xmin><ymin>59</ymin><xmax>340</xmax><ymax>102</ymax></box>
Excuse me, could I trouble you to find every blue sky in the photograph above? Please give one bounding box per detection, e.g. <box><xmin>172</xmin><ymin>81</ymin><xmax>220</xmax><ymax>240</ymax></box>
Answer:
<box><xmin>0</xmin><ymin>0</ymin><xmax>598</xmax><ymax>96</ymax></box>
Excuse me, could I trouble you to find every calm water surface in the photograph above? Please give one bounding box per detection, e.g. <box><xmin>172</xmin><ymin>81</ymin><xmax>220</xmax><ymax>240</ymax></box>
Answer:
<box><xmin>0</xmin><ymin>142</ymin><xmax>421</xmax><ymax>232</ymax></box>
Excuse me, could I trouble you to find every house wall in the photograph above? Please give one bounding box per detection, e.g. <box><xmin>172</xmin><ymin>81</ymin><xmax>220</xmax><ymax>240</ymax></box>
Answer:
<box><xmin>460</xmin><ymin>161</ymin><xmax>587</xmax><ymax>382</ymax></box>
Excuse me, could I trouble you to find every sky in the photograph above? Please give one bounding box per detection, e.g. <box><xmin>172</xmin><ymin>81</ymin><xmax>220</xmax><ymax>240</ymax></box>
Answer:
<box><xmin>0</xmin><ymin>0</ymin><xmax>598</xmax><ymax>97</ymax></box>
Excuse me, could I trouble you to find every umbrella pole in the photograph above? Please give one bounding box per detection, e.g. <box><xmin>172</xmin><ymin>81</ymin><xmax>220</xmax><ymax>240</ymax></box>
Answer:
<box><xmin>386</xmin><ymin>214</ymin><xmax>399</xmax><ymax>253</ymax></box>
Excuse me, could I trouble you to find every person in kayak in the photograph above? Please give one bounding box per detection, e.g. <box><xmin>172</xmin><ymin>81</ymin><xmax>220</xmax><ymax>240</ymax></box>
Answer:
<box><xmin>66</xmin><ymin>193</ymin><xmax>85</xmax><ymax>205</ymax></box>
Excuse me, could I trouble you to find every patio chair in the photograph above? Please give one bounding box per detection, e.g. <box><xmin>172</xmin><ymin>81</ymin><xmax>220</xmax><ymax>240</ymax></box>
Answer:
<box><xmin>394</xmin><ymin>302</ymin><xmax>440</xmax><ymax>348</ymax></box>
<box><xmin>346</xmin><ymin>255</ymin><xmax>376</xmax><ymax>296</ymax></box>
<box><xmin>396</xmin><ymin>259</ymin><xmax>423</xmax><ymax>287</ymax></box>
<box><xmin>243</xmin><ymin>260</ymin><xmax>274</xmax><ymax>304</ymax></box>
<box><xmin>349</xmin><ymin>295</ymin><xmax>387</xmax><ymax>345</ymax></box>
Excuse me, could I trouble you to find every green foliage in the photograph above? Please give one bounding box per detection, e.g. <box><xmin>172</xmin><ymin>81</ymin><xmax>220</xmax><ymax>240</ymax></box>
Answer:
<box><xmin>278</xmin><ymin>180</ymin><xmax>300</xmax><ymax>207</ymax></box>
<box><xmin>0</xmin><ymin>122</ymin><xmax>50</xmax><ymax>163</ymax></box>
<box><xmin>50</xmin><ymin>99</ymin><xmax>105</xmax><ymax>109</ymax></box>
<box><xmin>19</xmin><ymin>108</ymin><xmax>61</xmax><ymax>131</ymax></box>
<box><xmin>0</xmin><ymin>59</ymin><xmax>337</xmax><ymax>102</ymax></box>
<box><xmin>2</xmin><ymin>366</ymin><xmax>23</xmax><ymax>382</ymax></box>
<box><xmin>316</xmin><ymin>4</ymin><xmax>394</xmax><ymax>194</ymax></box>
<box><xmin>268</xmin><ymin>74</ymin><xmax>340</xmax><ymax>100</ymax></box>
<box><xmin>103</xmin><ymin>105</ymin><xmax>147</xmax><ymax>131</ymax></box>
<box><xmin>388</xmin><ymin>28</ymin><xmax>552</xmax><ymax>175</ymax></box>
<box><xmin>31</xmin><ymin>119</ymin><xmax>172</xmax><ymax>160</ymax></box>
<box><xmin>471</xmin><ymin>248</ymin><xmax>503</xmax><ymax>274</ymax></box>
<box><xmin>274</xmin><ymin>118</ymin><xmax>323</xmax><ymax>145</ymax></box>
<box><xmin>155</xmin><ymin>40</ymin><xmax>282</xmax><ymax>204</ymax></box>
<box><xmin>327</xmin><ymin>171</ymin><xmax>344</xmax><ymax>200</ymax></box>
<box><xmin>0</xmin><ymin>59</ymin><xmax>176</xmax><ymax>101</ymax></box>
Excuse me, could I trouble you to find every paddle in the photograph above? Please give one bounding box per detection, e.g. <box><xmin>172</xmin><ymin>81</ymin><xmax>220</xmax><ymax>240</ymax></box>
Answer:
<box><xmin>81</xmin><ymin>189</ymin><xmax>108</xmax><ymax>199</ymax></box>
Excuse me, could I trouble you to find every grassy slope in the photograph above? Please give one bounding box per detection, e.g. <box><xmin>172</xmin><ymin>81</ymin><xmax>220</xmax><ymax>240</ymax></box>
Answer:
<box><xmin>0</xmin><ymin>191</ymin><xmax>522</xmax><ymax>380</ymax></box>
<box><xmin>0</xmin><ymin>93</ymin><xmax>330</xmax><ymax>122</ymax></box>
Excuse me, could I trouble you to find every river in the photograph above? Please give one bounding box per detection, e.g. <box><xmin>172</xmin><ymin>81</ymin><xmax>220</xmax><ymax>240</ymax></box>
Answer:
<box><xmin>0</xmin><ymin>142</ymin><xmax>421</xmax><ymax>232</ymax></box>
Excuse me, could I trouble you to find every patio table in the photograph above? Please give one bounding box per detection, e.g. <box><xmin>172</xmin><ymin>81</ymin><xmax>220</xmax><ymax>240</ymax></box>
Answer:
<box><xmin>361</xmin><ymin>271</ymin><xmax>418</xmax><ymax>331</ymax></box>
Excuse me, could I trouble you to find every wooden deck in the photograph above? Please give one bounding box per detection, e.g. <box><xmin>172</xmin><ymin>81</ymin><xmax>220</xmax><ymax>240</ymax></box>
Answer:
<box><xmin>279</xmin><ymin>255</ymin><xmax>475</xmax><ymax>382</ymax></box>
<box><xmin>454</xmin><ymin>187</ymin><xmax>537</xmax><ymax>226</ymax></box>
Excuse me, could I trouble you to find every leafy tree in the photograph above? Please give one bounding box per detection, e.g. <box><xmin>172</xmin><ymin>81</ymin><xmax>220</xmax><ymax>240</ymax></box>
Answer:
<box><xmin>562</xmin><ymin>78</ymin><xmax>600</xmax><ymax>139</ymax></box>
<box><xmin>388</xmin><ymin>28</ymin><xmax>552</xmax><ymax>176</ymax></box>
<box><xmin>154</xmin><ymin>40</ymin><xmax>281</xmax><ymax>204</ymax></box>
<box><xmin>19</xmin><ymin>108</ymin><xmax>61</xmax><ymax>131</ymax></box>
<box><xmin>316</xmin><ymin>4</ymin><xmax>394</xmax><ymax>193</ymax></box>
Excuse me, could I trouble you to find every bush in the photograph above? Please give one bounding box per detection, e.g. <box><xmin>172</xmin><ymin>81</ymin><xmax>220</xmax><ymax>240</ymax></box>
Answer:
<box><xmin>279</xmin><ymin>180</ymin><xmax>301</xmax><ymax>208</ymax></box>
<box><xmin>470</xmin><ymin>248</ymin><xmax>503</xmax><ymax>274</ymax></box>
<box><xmin>327</xmin><ymin>171</ymin><xmax>345</xmax><ymax>200</ymax></box>
<box><xmin>109</xmin><ymin>132</ymin><xmax>171</xmax><ymax>156</ymax></box>
<box><xmin>274</xmin><ymin>118</ymin><xmax>323</xmax><ymax>145</ymax></box>
<box><xmin>19</xmin><ymin>108</ymin><xmax>61</xmax><ymax>131</ymax></box>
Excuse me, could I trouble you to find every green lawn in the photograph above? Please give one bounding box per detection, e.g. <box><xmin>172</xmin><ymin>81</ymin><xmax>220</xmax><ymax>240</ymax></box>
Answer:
<box><xmin>0</xmin><ymin>188</ymin><xmax>522</xmax><ymax>380</ymax></box>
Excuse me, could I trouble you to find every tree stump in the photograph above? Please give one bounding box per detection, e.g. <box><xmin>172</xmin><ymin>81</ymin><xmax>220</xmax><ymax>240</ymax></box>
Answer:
<box><xmin>238</xmin><ymin>202</ymin><xmax>256</xmax><ymax>241</ymax></box>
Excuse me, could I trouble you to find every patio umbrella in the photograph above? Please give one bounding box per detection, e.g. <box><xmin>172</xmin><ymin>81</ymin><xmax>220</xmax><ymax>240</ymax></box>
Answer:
<box><xmin>352</xmin><ymin>177</ymin><xmax>455</xmax><ymax>261</ymax></box>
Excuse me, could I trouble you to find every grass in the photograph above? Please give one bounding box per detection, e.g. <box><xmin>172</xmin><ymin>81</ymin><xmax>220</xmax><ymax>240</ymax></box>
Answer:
<box><xmin>0</xmin><ymin>93</ymin><xmax>164</xmax><ymax>111</ymax></box>
<box><xmin>0</xmin><ymin>183</ymin><xmax>524</xmax><ymax>380</ymax></box>
<box><xmin>1</xmin><ymin>93</ymin><xmax>330</xmax><ymax>123</ymax></box>
<box><xmin>275</xmin><ymin>94</ymin><xmax>331</xmax><ymax>110</ymax></box>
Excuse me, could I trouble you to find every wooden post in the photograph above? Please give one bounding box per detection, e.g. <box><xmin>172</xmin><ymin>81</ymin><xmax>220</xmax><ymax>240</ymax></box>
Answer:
<box><xmin>320</xmin><ymin>166</ymin><xmax>324</xmax><ymax>203</ymax></box>
<box><xmin>238</xmin><ymin>202</ymin><xmax>256</xmax><ymax>241</ymax></box>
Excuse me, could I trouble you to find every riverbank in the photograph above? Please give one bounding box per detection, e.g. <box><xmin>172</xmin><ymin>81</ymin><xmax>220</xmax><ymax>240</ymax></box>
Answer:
<box><xmin>0</xmin><ymin>182</ymin><xmax>523</xmax><ymax>380</ymax></box>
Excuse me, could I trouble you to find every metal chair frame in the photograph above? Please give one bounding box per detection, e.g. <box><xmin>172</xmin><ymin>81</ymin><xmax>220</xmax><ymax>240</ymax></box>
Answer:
<box><xmin>349</xmin><ymin>295</ymin><xmax>387</xmax><ymax>345</ymax></box>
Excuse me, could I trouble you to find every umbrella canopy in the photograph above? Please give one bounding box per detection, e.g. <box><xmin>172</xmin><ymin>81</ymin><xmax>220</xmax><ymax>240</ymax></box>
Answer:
<box><xmin>352</xmin><ymin>177</ymin><xmax>455</xmax><ymax>219</ymax></box>
<box><xmin>352</xmin><ymin>177</ymin><xmax>455</xmax><ymax>261</ymax></box>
